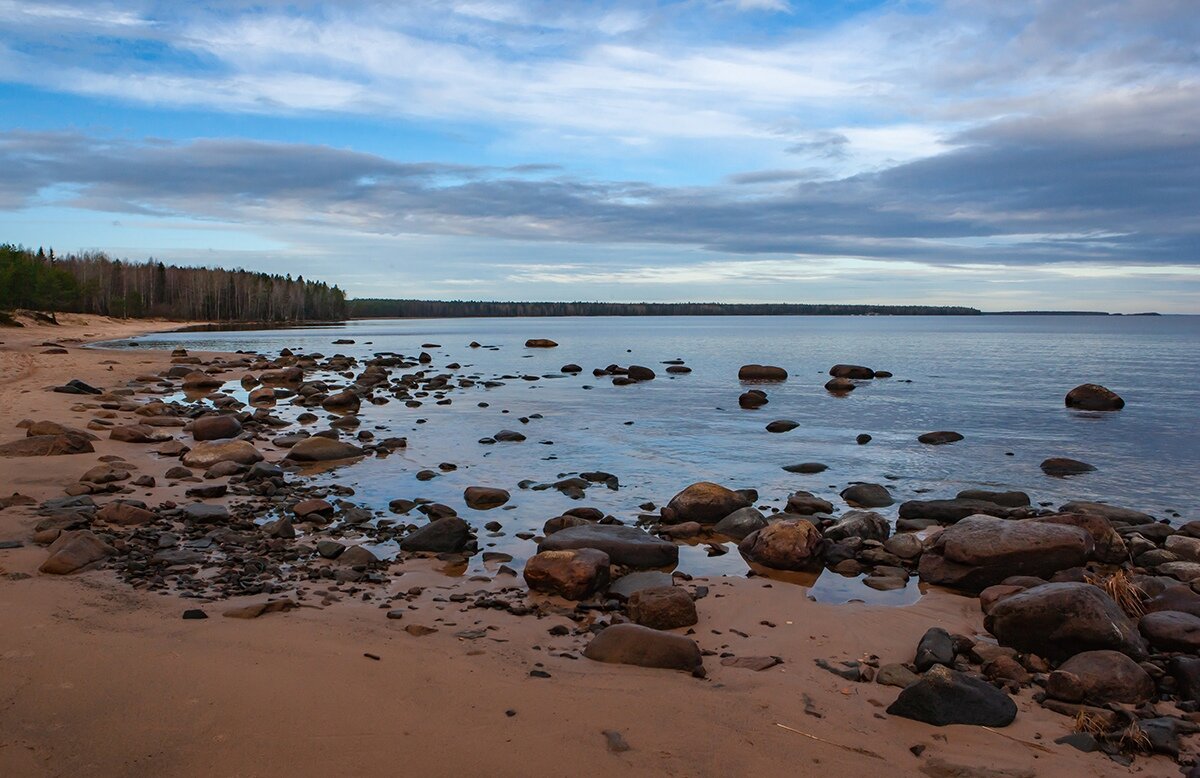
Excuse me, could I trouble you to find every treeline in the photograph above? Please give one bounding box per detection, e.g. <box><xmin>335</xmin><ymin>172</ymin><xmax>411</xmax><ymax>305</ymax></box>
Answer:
<box><xmin>1</xmin><ymin>244</ymin><xmax>347</xmax><ymax>322</ymax></box>
<box><xmin>350</xmin><ymin>298</ymin><xmax>982</xmax><ymax>318</ymax></box>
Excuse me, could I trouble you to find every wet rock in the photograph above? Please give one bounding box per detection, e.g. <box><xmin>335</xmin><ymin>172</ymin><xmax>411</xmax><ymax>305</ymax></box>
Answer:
<box><xmin>738</xmin><ymin>518</ymin><xmax>823</xmax><ymax>571</ymax></box>
<box><xmin>915</xmin><ymin>627</ymin><xmax>956</xmax><ymax>671</ymax></box>
<box><xmin>627</xmin><ymin>587</ymin><xmax>698</xmax><ymax>630</ymax></box>
<box><xmin>824</xmin><ymin>510</ymin><xmax>890</xmax><ymax>542</ymax></box>
<box><xmin>783</xmin><ymin>462</ymin><xmax>826</xmax><ymax>474</ymax></box>
<box><xmin>109</xmin><ymin>424</ymin><xmax>172</xmax><ymax>444</ymax></box>
<box><xmin>984</xmin><ymin>582</ymin><xmax>1148</xmax><ymax>660</ymax></box>
<box><xmin>583</xmin><ymin>624</ymin><xmax>704</xmax><ymax>676</ymax></box>
<box><xmin>840</xmin><ymin>482</ymin><xmax>893</xmax><ymax>508</ymax></box>
<box><xmin>523</xmin><ymin>549</ymin><xmax>611</xmax><ymax>600</ymax></box>
<box><xmin>1058</xmin><ymin>500</ymin><xmax>1153</xmax><ymax>526</ymax></box>
<box><xmin>464</xmin><ymin>486</ymin><xmax>510</xmax><ymax>510</ymax></box>
<box><xmin>525</xmin><ymin>339</ymin><xmax>558</xmax><ymax>348</ymax></box>
<box><xmin>543</xmin><ymin>514</ymin><xmax>594</xmax><ymax>535</ymax></box>
<box><xmin>785</xmin><ymin>490</ymin><xmax>834</xmax><ymax>515</ymax></box>
<box><xmin>876</xmin><ymin>663</ymin><xmax>920</xmax><ymax>688</ymax></box>
<box><xmin>608</xmin><ymin>571</ymin><xmax>674</xmax><ymax>600</ymax></box>
<box><xmin>0</xmin><ymin>432</ymin><xmax>94</xmax><ymax>456</ymax></box>
<box><xmin>765</xmin><ymin>419</ymin><xmax>798</xmax><ymax>433</ymax></box>
<box><xmin>918</xmin><ymin>516</ymin><xmax>1093</xmax><ymax>591</ymax></box>
<box><xmin>293</xmin><ymin>498</ymin><xmax>334</xmax><ymax>519</ymax></box>
<box><xmin>1046</xmin><ymin>650</ymin><xmax>1154</xmax><ymax>704</ymax></box>
<box><xmin>886</xmin><ymin>665</ymin><xmax>1016</xmax><ymax>727</ymax></box>
<box><xmin>1065</xmin><ymin>383</ymin><xmax>1124</xmax><ymax>411</ymax></box>
<box><xmin>284</xmin><ymin>437</ymin><xmax>365</xmax><ymax>462</ymax></box>
<box><xmin>1032</xmin><ymin>513</ymin><xmax>1126</xmax><ymax>564</ymax></box>
<box><xmin>855</xmin><ymin>433</ymin><xmax>872</xmax><ymax>444</ymax></box>
<box><xmin>918</xmin><ymin>431</ymin><xmax>963</xmax><ymax>445</ymax></box>
<box><xmin>738</xmin><ymin>364</ymin><xmax>787</xmax><ymax>381</ymax></box>
<box><xmin>321</xmin><ymin>389</ymin><xmax>360</xmax><ymax>412</ymax></box>
<box><xmin>661</xmin><ymin>482</ymin><xmax>751</xmax><ymax>524</ymax></box>
<box><xmin>182</xmin><ymin>440</ymin><xmax>263</xmax><ymax>468</ymax></box>
<box><xmin>1144</xmin><ymin>585</ymin><xmax>1200</xmax><ymax>618</ymax></box>
<box><xmin>899</xmin><ymin>498</ymin><xmax>1015</xmax><ymax>524</ymax></box>
<box><xmin>561</xmin><ymin>363</ymin><xmax>582</xmax><ymax>373</ymax></box>
<box><xmin>627</xmin><ymin>365</ymin><xmax>655</xmax><ymax>381</ymax></box>
<box><xmin>183</xmin><ymin>503</ymin><xmax>230</xmax><ymax>524</ymax></box>
<box><xmin>1040</xmin><ymin>457</ymin><xmax>1095</xmax><ymax>476</ymax></box>
<box><xmin>38</xmin><ymin>530</ymin><xmax>114</xmax><ymax>574</ymax></box>
<box><xmin>823</xmin><ymin>377</ymin><xmax>855</xmax><ymax>393</ymax></box>
<box><xmin>883</xmin><ymin>533</ymin><xmax>923</xmax><ymax>560</ymax></box>
<box><xmin>400</xmin><ymin>517</ymin><xmax>472</xmax><ymax>553</ymax></box>
<box><xmin>182</xmin><ymin>371</ymin><xmax>224</xmax><ymax>389</ymax></box>
<box><xmin>192</xmin><ymin>414</ymin><xmax>242</xmax><ymax>441</ymax></box>
<box><xmin>739</xmin><ymin>390</ymin><xmax>768</xmax><ymax>408</ymax></box>
<box><xmin>1139</xmin><ymin>611</ymin><xmax>1200</xmax><ymax>653</ymax></box>
<box><xmin>714</xmin><ymin>506</ymin><xmax>768</xmax><ymax>540</ymax></box>
<box><xmin>956</xmin><ymin>489</ymin><xmax>1030</xmax><ymax>508</ymax></box>
<box><xmin>337</xmin><ymin>545</ymin><xmax>378</xmax><ymax>566</ymax></box>
<box><xmin>829</xmin><ymin>364</ymin><xmax>874</xmax><ymax>379</ymax></box>
<box><xmin>540</xmin><ymin>524</ymin><xmax>678</xmax><ymax>569</ymax></box>
<box><xmin>493</xmin><ymin>429</ymin><xmax>526</xmax><ymax>442</ymax></box>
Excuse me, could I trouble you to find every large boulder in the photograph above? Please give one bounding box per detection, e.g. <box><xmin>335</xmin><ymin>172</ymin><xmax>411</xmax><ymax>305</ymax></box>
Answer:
<box><xmin>1046</xmin><ymin>650</ymin><xmax>1154</xmax><ymax>704</ymax></box>
<box><xmin>1140</xmin><ymin>611</ymin><xmax>1200</xmax><ymax>653</ymax></box>
<box><xmin>918</xmin><ymin>431</ymin><xmax>964</xmax><ymax>445</ymax></box>
<box><xmin>886</xmin><ymin>665</ymin><xmax>1016</xmax><ymax>727</ymax></box>
<box><xmin>840</xmin><ymin>483</ymin><xmax>893</xmax><ymax>508</ymax></box>
<box><xmin>714</xmin><ymin>506</ymin><xmax>768</xmax><ymax>540</ymax></box>
<box><xmin>523</xmin><ymin>549</ymin><xmax>610</xmax><ymax>600</ymax></box>
<box><xmin>525</xmin><ymin>338</ymin><xmax>558</xmax><ymax>348</ymax></box>
<box><xmin>956</xmin><ymin>489</ymin><xmax>1030</xmax><ymax>508</ymax></box>
<box><xmin>829</xmin><ymin>364</ymin><xmax>874</xmax><ymax>379</ymax></box>
<box><xmin>1041</xmin><ymin>457</ymin><xmax>1095</xmax><ymax>476</ymax></box>
<box><xmin>1033</xmin><ymin>513</ymin><xmax>1126</xmax><ymax>564</ymax></box>
<box><xmin>0</xmin><ymin>433</ymin><xmax>94</xmax><ymax>457</ymax></box>
<box><xmin>182</xmin><ymin>440</ymin><xmax>264</xmax><ymax>469</ymax></box>
<box><xmin>192</xmin><ymin>414</ymin><xmax>243</xmax><ymax>442</ymax></box>
<box><xmin>918</xmin><ymin>516</ymin><xmax>1093</xmax><ymax>591</ymax></box>
<box><xmin>984</xmin><ymin>582</ymin><xmax>1148</xmax><ymax>660</ymax></box>
<box><xmin>738</xmin><ymin>364</ymin><xmax>787</xmax><ymax>381</ymax></box>
<box><xmin>738</xmin><ymin>519</ymin><xmax>823</xmax><ymax>571</ymax></box>
<box><xmin>661</xmin><ymin>482</ymin><xmax>750</xmax><ymax>525</ymax></box>
<box><xmin>627</xmin><ymin>587</ymin><xmax>698</xmax><ymax>630</ymax></box>
<box><xmin>583</xmin><ymin>624</ymin><xmax>704</xmax><ymax>675</ymax></box>
<box><xmin>464</xmin><ymin>486</ymin><xmax>510</xmax><ymax>510</ymax></box>
<box><xmin>539</xmin><ymin>524</ymin><xmax>678</xmax><ymax>569</ymax></box>
<box><xmin>284</xmin><ymin>437</ymin><xmax>365</xmax><ymax>462</ymax></box>
<box><xmin>1065</xmin><ymin>384</ymin><xmax>1124</xmax><ymax>411</ymax></box>
<box><xmin>399</xmin><ymin>517</ymin><xmax>471</xmax><ymax>553</ymax></box>
<box><xmin>823</xmin><ymin>510</ymin><xmax>890</xmax><ymax>542</ymax></box>
<box><xmin>39</xmin><ymin>530</ymin><xmax>114</xmax><ymax>574</ymax></box>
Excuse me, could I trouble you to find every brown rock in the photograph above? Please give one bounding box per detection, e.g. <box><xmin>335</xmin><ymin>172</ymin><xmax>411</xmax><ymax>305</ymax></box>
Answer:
<box><xmin>95</xmin><ymin>502</ymin><xmax>157</xmax><ymax>525</ymax></box>
<box><xmin>829</xmin><ymin>364</ymin><xmax>874</xmax><ymax>379</ymax></box>
<box><xmin>524</xmin><ymin>339</ymin><xmax>558</xmax><ymax>348</ymax></box>
<box><xmin>918</xmin><ymin>431</ymin><xmax>964</xmax><ymax>445</ymax></box>
<box><xmin>39</xmin><ymin>530</ymin><xmax>114</xmax><ymax>574</ymax></box>
<box><xmin>738</xmin><ymin>364</ymin><xmax>787</xmax><ymax>381</ymax></box>
<box><xmin>321</xmin><ymin>389</ymin><xmax>361</xmax><ymax>412</ymax></box>
<box><xmin>0</xmin><ymin>433</ymin><xmax>95</xmax><ymax>457</ymax></box>
<box><xmin>661</xmin><ymin>482</ymin><xmax>751</xmax><ymax>524</ymax></box>
<box><xmin>182</xmin><ymin>440</ymin><xmax>264</xmax><ymax>468</ymax></box>
<box><xmin>738</xmin><ymin>518</ymin><xmax>823</xmax><ymax>571</ymax></box>
<box><xmin>1065</xmin><ymin>383</ymin><xmax>1124</xmax><ymax>411</ymax></box>
<box><xmin>192</xmin><ymin>414</ymin><xmax>243</xmax><ymax>441</ymax></box>
<box><xmin>583</xmin><ymin>623</ymin><xmax>704</xmax><ymax>675</ymax></box>
<box><xmin>1046</xmin><ymin>650</ymin><xmax>1154</xmax><ymax>704</ymax></box>
<box><xmin>284</xmin><ymin>436</ymin><xmax>364</xmax><ymax>462</ymax></box>
<box><xmin>292</xmin><ymin>498</ymin><xmax>334</xmax><ymax>519</ymax></box>
<box><xmin>464</xmin><ymin>486</ymin><xmax>510</xmax><ymax>510</ymax></box>
<box><xmin>1140</xmin><ymin>611</ymin><xmax>1200</xmax><ymax>653</ymax></box>
<box><xmin>984</xmin><ymin>582</ymin><xmax>1148</xmax><ymax>660</ymax></box>
<box><xmin>523</xmin><ymin>548</ymin><xmax>610</xmax><ymax>600</ymax></box>
<box><xmin>1040</xmin><ymin>457</ymin><xmax>1095</xmax><ymax>476</ymax></box>
<box><xmin>627</xmin><ymin>587</ymin><xmax>698</xmax><ymax>630</ymax></box>
<box><xmin>109</xmin><ymin>424</ymin><xmax>170</xmax><ymax>444</ymax></box>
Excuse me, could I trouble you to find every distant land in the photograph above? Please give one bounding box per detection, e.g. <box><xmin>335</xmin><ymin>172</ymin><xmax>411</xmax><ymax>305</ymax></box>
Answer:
<box><xmin>349</xmin><ymin>299</ymin><xmax>1155</xmax><ymax>318</ymax></box>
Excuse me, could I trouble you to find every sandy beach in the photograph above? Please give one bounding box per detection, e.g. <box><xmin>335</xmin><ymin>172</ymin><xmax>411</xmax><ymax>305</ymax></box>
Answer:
<box><xmin>0</xmin><ymin>315</ymin><xmax>1188</xmax><ymax>778</ymax></box>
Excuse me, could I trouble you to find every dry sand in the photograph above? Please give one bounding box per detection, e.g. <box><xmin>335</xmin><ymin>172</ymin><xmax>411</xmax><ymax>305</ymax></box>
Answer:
<box><xmin>0</xmin><ymin>315</ymin><xmax>1183</xmax><ymax>777</ymax></box>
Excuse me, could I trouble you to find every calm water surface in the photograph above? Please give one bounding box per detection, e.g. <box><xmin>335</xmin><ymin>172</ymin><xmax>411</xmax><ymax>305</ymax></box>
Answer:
<box><xmin>119</xmin><ymin>315</ymin><xmax>1200</xmax><ymax>602</ymax></box>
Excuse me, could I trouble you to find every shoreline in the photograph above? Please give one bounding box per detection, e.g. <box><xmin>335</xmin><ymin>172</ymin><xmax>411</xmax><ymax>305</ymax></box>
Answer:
<box><xmin>0</xmin><ymin>315</ymin><xmax>1187</xmax><ymax>777</ymax></box>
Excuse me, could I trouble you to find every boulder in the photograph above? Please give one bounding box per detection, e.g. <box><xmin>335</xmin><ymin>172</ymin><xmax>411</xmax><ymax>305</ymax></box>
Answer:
<box><xmin>956</xmin><ymin>489</ymin><xmax>1030</xmax><ymax>508</ymax></box>
<box><xmin>824</xmin><ymin>377</ymin><xmax>855</xmax><ymax>393</ymax></box>
<box><xmin>493</xmin><ymin>429</ymin><xmax>526</xmax><ymax>442</ymax></box>
<box><xmin>627</xmin><ymin>365</ymin><xmax>655</xmax><ymax>381</ymax></box>
<box><xmin>525</xmin><ymin>339</ymin><xmax>558</xmax><ymax>348</ymax></box>
<box><xmin>886</xmin><ymin>665</ymin><xmax>1016</xmax><ymax>727</ymax></box>
<box><xmin>739</xmin><ymin>390</ymin><xmax>768</xmax><ymax>408</ymax></box>
<box><xmin>523</xmin><ymin>549</ymin><xmax>610</xmax><ymax>600</ymax></box>
<box><xmin>627</xmin><ymin>587</ymin><xmax>698</xmax><ymax>630</ymax></box>
<box><xmin>583</xmin><ymin>624</ymin><xmax>704</xmax><ymax>675</ymax></box>
<box><xmin>95</xmin><ymin>502</ymin><xmax>156</xmax><ymax>525</ymax></box>
<box><xmin>914</xmin><ymin>627</ymin><xmax>956</xmax><ymax>672</ymax></box>
<box><xmin>1046</xmin><ymin>650</ymin><xmax>1154</xmax><ymax>704</ymax></box>
<box><xmin>661</xmin><ymin>482</ymin><xmax>750</xmax><ymax>525</ymax></box>
<box><xmin>899</xmin><ymin>499</ymin><xmax>1014</xmax><ymax>523</ymax></box>
<box><xmin>181</xmin><ymin>371</ymin><xmax>224</xmax><ymax>389</ymax></box>
<box><xmin>829</xmin><ymin>364</ymin><xmax>874</xmax><ymax>379</ymax></box>
<box><xmin>543</xmin><ymin>514</ymin><xmax>594</xmax><ymax>535</ymax></box>
<box><xmin>714</xmin><ymin>506</ymin><xmax>768</xmax><ymax>540</ymax></box>
<box><xmin>284</xmin><ymin>437</ymin><xmax>365</xmax><ymax>462</ymax></box>
<box><xmin>1041</xmin><ymin>457</ymin><xmax>1095</xmax><ymax>476</ymax></box>
<box><xmin>738</xmin><ymin>519</ymin><xmax>823</xmax><ymax>571</ymax></box>
<box><xmin>182</xmin><ymin>440</ymin><xmax>264</xmax><ymax>469</ymax></box>
<box><xmin>39</xmin><ymin>530</ymin><xmax>114</xmax><ymax>574</ymax></box>
<box><xmin>785</xmin><ymin>490</ymin><xmax>834</xmax><ymax>515</ymax></box>
<box><xmin>292</xmin><ymin>498</ymin><xmax>334</xmax><ymax>519</ymax></box>
<box><xmin>738</xmin><ymin>364</ymin><xmax>787</xmax><ymax>381</ymax></box>
<box><xmin>25</xmin><ymin>421</ymin><xmax>98</xmax><ymax>440</ymax></box>
<box><xmin>1065</xmin><ymin>384</ymin><xmax>1124</xmax><ymax>411</ymax></box>
<box><xmin>399</xmin><ymin>517</ymin><xmax>471</xmax><ymax>553</ymax></box>
<box><xmin>321</xmin><ymin>389</ymin><xmax>360</xmax><ymax>412</ymax></box>
<box><xmin>918</xmin><ymin>431</ymin><xmax>964</xmax><ymax>445</ymax></box>
<box><xmin>765</xmin><ymin>419</ymin><xmax>798</xmax><ymax>433</ymax></box>
<box><xmin>1139</xmin><ymin>611</ymin><xmax>1200</xmax><ymax>653</ymax></box>
<box><xmin>464</xmin><ymin>486</ymin><xmax>510</xmax><ymax>510</ymax></box>
<box><xmin>109</xmin><ymin>424</ymin><xmax>170</xmax><ymax>444</ymax></box>
<box><xmin>984</xmin><ymin>582</ymin><xmax>1148</xmax><ymax>660</ymax></box>
<box><xmin>840</xmin><ymin>483</ymin><xmax>893</xmax><ymax>508</ymax></box>
<box><xmin>539</xmin><ymin>524</ymin><xmax>678</xmax><ymax>569</ymax></box>
<box><xmin>608</xmin><ymin>571</ymin><xmax>674</xmax><ymax>601</ymax></box>
<box><xmin>823</xmin><ymin>510</ymin><xmax>890</xmax><ymax>542</ymax></box>
<box><xmin>1059</xmin><ymin>501</ymin><xmax>1153</xmax><ymax>526</ymax></box>
<box><xmin>192</xmin><ymin>414</ymin><xmax>243</xmax><ymax>441</ymax></box>
<box><xmin>1034</xmin><ymin>513</ymin><xmax>1126</xmax><ymax>564</ymax></box>
<box><xmin>918</xmin><ymin>516</ymin><xmax>1093</xmax><ymax>591</ymax></box>
<box><xmin>1144</xmin><ymin>586</ymin><xmax>1200</xmax><ymax>618</ymax></box>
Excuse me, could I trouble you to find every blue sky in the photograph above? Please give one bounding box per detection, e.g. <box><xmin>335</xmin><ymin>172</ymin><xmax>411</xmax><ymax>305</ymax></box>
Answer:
<box><xmin>1</xmin><ymin>0</ymin><xmax>1197</xmax><ymax>312</ymax></box>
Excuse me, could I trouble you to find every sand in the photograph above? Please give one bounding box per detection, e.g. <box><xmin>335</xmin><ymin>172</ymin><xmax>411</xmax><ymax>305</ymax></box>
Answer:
<box><xmin>0</xmin><ymin>315</ymin><xmax>1183</xmax><ymax>777</ymax></box>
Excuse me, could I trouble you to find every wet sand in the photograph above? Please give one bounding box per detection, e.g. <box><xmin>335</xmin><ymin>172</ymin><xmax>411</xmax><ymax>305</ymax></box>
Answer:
<box><xmin>0</xmin><ymin>315</ymin><xmax>1182</xmax><ymax>777</ymax></box>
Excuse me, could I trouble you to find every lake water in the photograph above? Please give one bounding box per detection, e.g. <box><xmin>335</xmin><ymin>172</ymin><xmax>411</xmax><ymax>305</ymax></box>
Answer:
<box><xmin>119</xmin><ymin>315</ymin><xmax>1200</xmax><ymax>602</ymax></box>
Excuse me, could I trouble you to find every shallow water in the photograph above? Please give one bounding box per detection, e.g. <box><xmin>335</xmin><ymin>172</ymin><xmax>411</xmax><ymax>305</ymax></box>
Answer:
<box><xmin>116</xmin><ymin>315</ymin><xmax>1200</xmax><ymax>601</ymax></box>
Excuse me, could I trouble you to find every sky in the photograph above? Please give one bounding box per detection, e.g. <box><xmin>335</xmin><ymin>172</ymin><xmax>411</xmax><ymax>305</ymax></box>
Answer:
<box><xmin>0</xmin><ymin>0</ymin><xmax>1197</xmax><ymax>312</ymax></box>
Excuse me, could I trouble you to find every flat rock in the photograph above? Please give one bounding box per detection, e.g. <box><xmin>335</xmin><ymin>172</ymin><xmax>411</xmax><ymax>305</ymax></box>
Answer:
<box><xmin>540</xmin><ymin>524</ymin><xmax>678</xmax><ymax>569</ymax></box>
<box><xmin>0</xmin><ymin>433</ymin><xmax>95</xmax><ymax>457</ymax></box>
<box><xmin>284</xmin><ymin>437</ymin><xmax>364</xmax><ymax>462</ymax></box>
<box><xmin>39</xmin><ymin>530</ymin><xmax>114</xmax><ymax>574</ymax></box>
<box><xmin>1040</xmin><ymin>457</ymin><xmax>1095</xmax><ymax>476</ymax></box>
<box><xmin>583</xmin><ymin>623</ymin><xmax>704</xmax><ymax>675</ymax></box>
<box><xmin>182</xmin><ymin>440</ymin><xmax>263</xmax><ymax>468</ymax></box>
<box><xmin>738</xmin><ymin>364</ymin><xmax>787</xmax><ymax>381</ymax></box>
<box><xmin>918</xmin><ymin>431</ymin><xmax>964</xmax><ymax>445</ymax></box>
<box><xmin>918</xmin><ymin>516</ymin><xmax>1093</xmax><ymax>591</ymax></box>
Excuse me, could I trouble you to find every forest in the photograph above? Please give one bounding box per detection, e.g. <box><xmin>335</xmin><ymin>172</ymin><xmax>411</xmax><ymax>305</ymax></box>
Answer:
<box><xmin>349</xmin><ymin>298</ymin><xmax>982</xmax><ymax>318</ymax></box>
<box><xmin>0</xmin><ymin>244</ymin><xmax>347</xmax><ymax>322</ymax></box>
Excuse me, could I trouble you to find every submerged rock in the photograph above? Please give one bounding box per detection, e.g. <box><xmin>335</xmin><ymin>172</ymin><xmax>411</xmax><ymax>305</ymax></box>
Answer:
<box><xmin>284</xmin><ymin>437</ymin><xmax>364</xmax><ymax>462</ymax></box>
<box><xmin>400</xmin><ymin>517</ymin><xmax>471</xmax><ymax>553</ymax></box>
<box><xmin>464</xmin><ymin>486</ymin><xmax>510</xmax><ymax>510</ymax></box>
<box><xmin>738</xmin><ymin>364</ymin><xmax>787</xmax><ymax>381</ymax></box>
<box><xmin>1041</xmin><ymin>457</ymin><xmax>1096</xmax><ymax>476</ymax></box>
<box><xmin>1065</xmin><ymin>383</ymin><xmax>1124</xmax><ymax>411</ymax></box>
<box><xmin>918</xmin><ymin>431</ymin><xmax>963</xmax><ymax>445</ymax></box>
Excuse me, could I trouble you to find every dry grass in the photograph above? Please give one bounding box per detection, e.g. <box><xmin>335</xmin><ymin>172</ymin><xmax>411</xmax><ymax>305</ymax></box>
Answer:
<box><xmin>1073</xmin><ymin>709</ymin><xmax>1110</xmax><ymax>737</ymax></box>
<box><xmin>1088</xmin><ymin>568</ymin><xmax>1147</xmax><ymax>617</ymax></box>
<box><xmin>1115</xmin><ymin>722</ymin><xmax>1152</xmax><ymax>753</ymax></box>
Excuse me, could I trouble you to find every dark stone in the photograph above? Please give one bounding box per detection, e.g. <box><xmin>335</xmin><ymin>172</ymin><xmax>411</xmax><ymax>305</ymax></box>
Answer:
<box><xmin>539</xmin><ymin>524</ymin><xmax>678</xmax><ymax>569</ymax></box>
<box><xmin>886</xmin><ymin>665</ymin><xmax>1016</xmax><ymax>726</ymax></box>
<box><xmin>400</xmin><ymin>517</ymin><xmax>472</xmax><ymax>553</ymax></box>
<box><xmin>914</xmin><ymin>627</ymin><xmax>955</xmax><ymax>672</ymax></box>
<box><xmin>984</xmin><ymin>582</ymin><xmax>1148</xmax><ymax>660</ymax></box>
<box><xmin>583</xmin><ymin>624</ymin><xmax>704</xmax><ymax>675</ymax></box>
